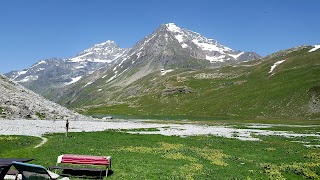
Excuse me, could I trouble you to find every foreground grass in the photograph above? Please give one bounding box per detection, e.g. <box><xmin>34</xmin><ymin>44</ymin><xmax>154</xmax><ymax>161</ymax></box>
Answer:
<box><xmin>1</xmin><ymin>129</ymin><xmax>320</xmax><ymax>179</ymax></box>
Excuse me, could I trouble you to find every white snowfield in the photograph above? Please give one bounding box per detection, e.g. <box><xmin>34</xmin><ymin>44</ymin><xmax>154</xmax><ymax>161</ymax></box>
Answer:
<box><xmin>269</xmin><ymin>60</ymin><xmax>286</xmax><ymax>73</ymax></box>
<box><xmin>309</xmin><ymin>44</ymin><xmax>320</xmax><ymax>52</ymax></box>
<box><xmin>0</xmin><ymin>120</ymin><xmax>319</xmax><ymax>144</ymax></box>
<box><xmin>64</xmin><ymin>76</ymin><xmax>82</xmax><ymax>86</ymax></box>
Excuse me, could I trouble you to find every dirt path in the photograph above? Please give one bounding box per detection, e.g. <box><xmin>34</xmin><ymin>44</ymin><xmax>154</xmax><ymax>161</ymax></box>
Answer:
<box><xmin>33</xmin><ymin>136</ymin><xmax>48</xmax><ymax>148</ymax></box>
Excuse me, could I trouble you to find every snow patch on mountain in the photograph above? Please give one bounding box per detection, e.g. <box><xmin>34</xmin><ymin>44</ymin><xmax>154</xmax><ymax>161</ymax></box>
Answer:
<box><xmin>114</xmin><ymin>51</ymin><xmax>127</xmax><ymax>59</ymax></box>
<box><xmin>70</xmin><ymin>52</ymin><xmax>94</xmax><ymax>62</ymax></box>
<box><xmin>84</xmin><ymin>81</ymin><xmax>93</xmax><ymax>87</ymax></box>
<box><xmin>136</xmin><ymin>52</ymin><xmax>142</xmax><ymax>58</ymax></box>
<box><xmin>161</xmin><ymin>69</ymin><xmax>174</xmax><ymax>75</ymax></box>
<box><xmin>17</xmin><ymin>70</ymin><xmax>28</xmax><ymax>76</ymax></box>
<box><xmin>192</xmin><ymin>39</ymin><xmax>226</xmax><ymax>52</ymax></box>
<box><xmin>229</xmin><ymin>52</ymin><xmax>245</xmax><ymax>59</ymax></box>
<box><xmin>34</xmin><ymin>60</ymin><xmax>47</xmax><ymax>66</ymax></box>
<box><xmin>106</xmin><ymin>68</ymin><xmax>128</xmax><ymax>83</ymax></box>
<box><xmin>75</xmin><ymin>65</ymin><xmax>85</xmax><ymax>69</ymax></box>
<box><xmin>309</xmin><ymin>44</ymin><xmax>320</xmax><ymax>52</ymax></box>
<box><xmin>36</xmin><ymin>68</ymin><xmax>45</xmax><ymax>71</ymax></box>
<box><xmin>206</xmin><ymin>55</ymin><xmax>226</xmax><ymax>62</ymax></box>
<box><xmin>269</xmin><ymin>60</ymin><xmax>286</xmax><ymax>73</ymax></box>
<box><xmin>64</xmin><ymin>76</ymin><xmax>82</xmax><ymax>86</ymax></box>
<box><xmin>16</xmin><ymin>75</ymin><xmax>38</xmax><ymax>83</ymax></box>
<box><xmin>175</xmin><ymin>34</ymin><xmax>184</xmax><ymax>43</ymax></box>
<box><xmin>106</xmin><ymin>74</ymin><xmax>117</xmax><ymax>83</ymax></box>
<box><xmin>117</xmin><ymin>57</ymin><xmax>129</xmax><ymax>68</ymax></box>
<box><xmin>181</xmin><ymin>43</ymin><xmax>188</xmax><ymax>48</ymax></box>
<box><xmin>183</xmin><ymin>29</ymin><xmax>232</xmax><ymax>52</ymax></box>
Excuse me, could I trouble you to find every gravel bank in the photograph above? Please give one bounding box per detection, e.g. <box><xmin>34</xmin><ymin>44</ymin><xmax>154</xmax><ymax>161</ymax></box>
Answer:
<box><xmin>1</xmin><ymin>119</ymin><xmax>319</xmax><ymax>143</ymax></box>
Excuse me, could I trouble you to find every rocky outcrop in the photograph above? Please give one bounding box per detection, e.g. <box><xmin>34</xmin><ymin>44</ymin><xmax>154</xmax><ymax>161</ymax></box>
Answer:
<box><xmin>161</xmin><ymin>86</ymin><xmax>194</xmax><ymax>96</ymax></box>
<box><xmin>0</xmin><ymin>74</ymin><xmax>89</xmax><ymax>120</ymax></box>
<box><xmin>308</xmin><ymin>86</ymin><xmax>320</xmax><ymax>113</ymax></box>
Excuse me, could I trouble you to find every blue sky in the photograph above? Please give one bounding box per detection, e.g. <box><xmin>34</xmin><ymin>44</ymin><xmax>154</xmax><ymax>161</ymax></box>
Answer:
<box><xmin>0</xmin><ymin>0</ymin><xmax>319</xmax><ymax>73</ymax></box>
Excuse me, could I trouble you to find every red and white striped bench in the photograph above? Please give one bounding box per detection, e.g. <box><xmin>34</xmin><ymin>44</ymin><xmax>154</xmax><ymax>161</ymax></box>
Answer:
<box><xmin>49</xmin><ymin>154</ymin><xmax>111</xmax><ymax>179</ymax></box>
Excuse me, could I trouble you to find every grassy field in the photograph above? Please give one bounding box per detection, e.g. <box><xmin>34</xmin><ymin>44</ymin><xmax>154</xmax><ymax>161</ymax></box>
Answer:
<box><xmin>1</xmin><ymin>123</ymin><xmax>320</xmax><ymax>179</ymax></box>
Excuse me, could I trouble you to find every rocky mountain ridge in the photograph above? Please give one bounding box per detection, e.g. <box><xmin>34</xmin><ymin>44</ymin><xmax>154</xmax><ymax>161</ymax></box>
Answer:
<box><xmin>5</xmin><ymin>41</ymin><xmax>129</xmax><ymax>95</ymax></box>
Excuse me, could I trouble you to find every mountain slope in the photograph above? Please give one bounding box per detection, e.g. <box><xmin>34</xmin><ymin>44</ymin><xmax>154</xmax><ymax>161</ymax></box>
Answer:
<box><xmin>50</xmin><ymin>23</ymin><xmax>261</xmax><ymax>106</ymax></box>
<box><xmin>0</xmin><ymin>74</ymin><xmax>87</xmax><ymax>120</ymax></box>
<box><xmin>99</xmin><ymin>23</ymin><xmax>260</xmax><ymax>87</ymax></box>
<box><xmin>72</xmin><ymin>45</ymin><xmax>320</xmax><ymax>120</ymax></box>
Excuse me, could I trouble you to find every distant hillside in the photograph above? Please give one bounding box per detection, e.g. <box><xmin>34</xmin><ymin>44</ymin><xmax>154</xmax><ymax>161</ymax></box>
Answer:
<box><xmin>0</xmin><ymin>74</ymin><xmax>88</xmax><ymax>120</ymax></box>
<box><xmin>61</xmin><ymin>45</ymin><xmax>320</xmax><ymax>120</ymax></box>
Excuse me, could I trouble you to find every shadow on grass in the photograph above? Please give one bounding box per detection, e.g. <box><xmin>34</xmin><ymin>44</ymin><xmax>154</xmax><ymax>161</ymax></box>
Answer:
<box><xmin>61</xmin><ymin>169</ymin><xmax>113</xmax><ymax>179</ymax></box>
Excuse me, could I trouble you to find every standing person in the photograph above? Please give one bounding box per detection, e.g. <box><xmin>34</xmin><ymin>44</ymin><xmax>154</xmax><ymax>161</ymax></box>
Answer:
<box><xmin>65</xmin><ymin>119</ymin><xmax>69</xmax><ymax>137</ymax></box>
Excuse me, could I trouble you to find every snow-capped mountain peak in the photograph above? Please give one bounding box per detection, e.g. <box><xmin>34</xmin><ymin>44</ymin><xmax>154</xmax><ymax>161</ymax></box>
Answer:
<box><xmin>166</xmin><ymin>23</ymin><xmax>183</xmax><ymax>33</ymax></box>
<box><xmin>69</xmin><ymin>40</ymin><xmax>129</xmax><ymax>63</ymax></box>
<box><xmin>5</xmin><ymin>40</ymin><xmax>130</xmax><ymax>93</ymax></box>
<box><xmin>163</xmin><ymin>23</ymin><xmax>257</xmax><ymax>63</ymax></box>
